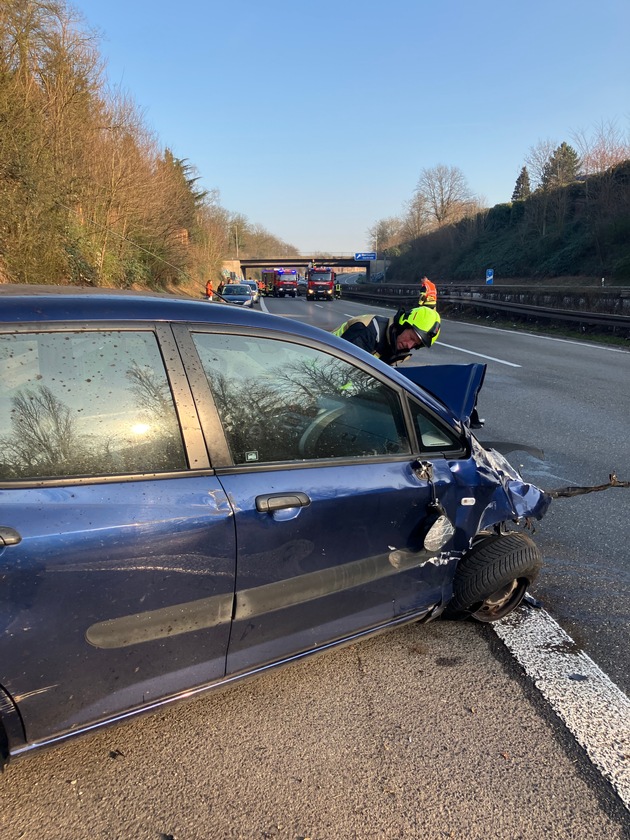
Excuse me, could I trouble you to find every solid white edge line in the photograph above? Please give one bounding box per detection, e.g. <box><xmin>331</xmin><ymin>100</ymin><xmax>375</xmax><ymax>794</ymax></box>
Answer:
<box><xmin>494</xmin><ymin>606</ymin><xmax>630</xmax><ymax>809</ymax></box>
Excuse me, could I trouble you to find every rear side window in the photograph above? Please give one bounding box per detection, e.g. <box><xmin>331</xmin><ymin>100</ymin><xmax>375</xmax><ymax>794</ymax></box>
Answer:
<box><xmin>0</xmin><ymin>330</ymin><xmax>187</xmax><ymax>480</ymax></box>
<box><xmin>191</xmin><ymin>333</ymin><xmax>411</xmax><ymax>465</ymax></box>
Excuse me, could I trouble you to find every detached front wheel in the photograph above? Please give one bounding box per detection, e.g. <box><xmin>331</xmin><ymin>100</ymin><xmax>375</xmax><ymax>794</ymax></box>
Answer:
<box><xmin>444</xmin><ymin>531</ymin><xmax>542</xmax><ymax>623</ymax></box>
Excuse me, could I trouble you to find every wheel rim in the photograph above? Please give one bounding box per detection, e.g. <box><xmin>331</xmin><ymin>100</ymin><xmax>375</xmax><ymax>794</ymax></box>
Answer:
<box><xmin>470</xmin><ymin>578</ymin><xmax>528</xmax><ymax>622</ymax></box>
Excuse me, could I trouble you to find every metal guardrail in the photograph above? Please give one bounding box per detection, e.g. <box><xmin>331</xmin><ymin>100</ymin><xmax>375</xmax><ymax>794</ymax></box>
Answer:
<box><xmin>340</xmin><ymin>285</ymin><xmax>630</xmax><ymax>337</ymax></box>
<box><xmin>442</xmin><ymin>294</ymin><xmax>630</xmax><ymax>329</ymax></box>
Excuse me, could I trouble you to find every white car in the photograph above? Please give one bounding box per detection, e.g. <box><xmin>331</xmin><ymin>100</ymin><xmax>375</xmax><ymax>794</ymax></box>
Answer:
<box><xmin>243</xmin><ymin>280</ymin><xmax>260</xmax><ymax>303</ymax></box>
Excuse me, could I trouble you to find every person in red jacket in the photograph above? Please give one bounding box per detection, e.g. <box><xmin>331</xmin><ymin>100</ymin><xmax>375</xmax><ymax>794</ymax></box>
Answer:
<box><xmin>205</xmin><ymin>280</ymin><xmax>214</xmax><ymax>300</ymax></box>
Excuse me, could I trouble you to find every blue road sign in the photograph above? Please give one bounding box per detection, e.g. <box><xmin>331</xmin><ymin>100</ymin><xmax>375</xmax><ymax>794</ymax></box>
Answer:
<box><xmin>486</xmin><ymin>268</ymin><xmax>494</xmax><ymax>285</ymax></box>
<box><xmin>355</xmin><ymin>252</ymin><xmax>377</xmax><ymax>260</ymax></box>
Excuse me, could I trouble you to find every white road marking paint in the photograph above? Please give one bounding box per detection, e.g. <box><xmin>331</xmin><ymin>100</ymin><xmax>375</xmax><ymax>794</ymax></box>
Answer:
<box><xmin>454</xmin><ymin>321</ymin><xmax>629</xmax><ymax>353</ymax></box>
<box><xmin>437</xmin><ymin>342</ymin><xmax>521</xmax><ymax>367</ymax></box>
<box><xmin>494</xmin><ymin>606</ymin><xmax>630</xmax><ymax>808</ymax></box>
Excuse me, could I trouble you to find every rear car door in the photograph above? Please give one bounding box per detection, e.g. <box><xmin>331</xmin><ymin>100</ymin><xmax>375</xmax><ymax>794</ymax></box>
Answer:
<box><xmin>0</xmin><ymin>324</ymin><xmax>235</xmax><ymax>746</ymax></box>
<box><xmin>177</xmin><ymin>328</ymin><xmax>465</xmax><ymax>675</ymax></box>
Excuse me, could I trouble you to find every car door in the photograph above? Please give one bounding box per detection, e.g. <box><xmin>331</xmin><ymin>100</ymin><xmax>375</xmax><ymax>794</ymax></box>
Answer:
<box><xmin>178</xmin><ymin>327</ymin><xmax>464</xmax><ymax>675</ymax></box>
<box><xmin>0</xmin><ymin>324</ymin><xmax>235</xmax><ymax>746</ymax></box>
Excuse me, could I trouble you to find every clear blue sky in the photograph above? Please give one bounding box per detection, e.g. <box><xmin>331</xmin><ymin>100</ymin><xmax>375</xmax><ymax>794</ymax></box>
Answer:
<box><xmin>75</xmin><ymin>0</ymin><xmax>630</xmax><ymax>254</ymax></box>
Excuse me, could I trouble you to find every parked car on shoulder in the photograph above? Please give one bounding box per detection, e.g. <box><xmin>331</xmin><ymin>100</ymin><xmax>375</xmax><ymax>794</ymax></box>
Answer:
<box><xmin>0</xmin><ymin>285</ymin><xmax>550</xmax><ymax>769</ymax></box>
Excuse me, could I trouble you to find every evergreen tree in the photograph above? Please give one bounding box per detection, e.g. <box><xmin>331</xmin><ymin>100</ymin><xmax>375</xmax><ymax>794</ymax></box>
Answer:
<box><xmin>541</xmin><ymin>142</ymin><xmax>581</xmax><ymax>189</ymax></box>
<box><xmin>512</xmin><ymin>167</ymin><xmax>531</xmax><ymax>201</ymax></box>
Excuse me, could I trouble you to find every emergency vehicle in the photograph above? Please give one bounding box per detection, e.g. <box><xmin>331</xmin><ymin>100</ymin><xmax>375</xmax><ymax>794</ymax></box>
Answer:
<box><xmin>261</xmin><ymin>268</ymin><xmax>298</xmax><ymax>298</ymax></box>
<box><xmin>306</xmin><ymin>266</ymin><xmax>336</xmax><ymax>301</ymax></box>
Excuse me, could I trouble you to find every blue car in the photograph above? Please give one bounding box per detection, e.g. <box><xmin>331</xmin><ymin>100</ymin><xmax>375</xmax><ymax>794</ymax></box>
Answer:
<box><xmin>0</xmin><ymin>286</ymin><xmax>550</xmax><ymax>768</ymax></box>
<box><xmin>218</xmin><ymin>283</ymin><xmax>254</xmax><ymax>306</ymax></box>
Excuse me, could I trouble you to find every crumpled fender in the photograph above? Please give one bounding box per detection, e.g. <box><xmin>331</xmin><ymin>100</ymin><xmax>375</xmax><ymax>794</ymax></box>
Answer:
<box><xmin>468</xmin><ymin>437</ymin><xmax>552</xmax><ymax>529</ymax></box>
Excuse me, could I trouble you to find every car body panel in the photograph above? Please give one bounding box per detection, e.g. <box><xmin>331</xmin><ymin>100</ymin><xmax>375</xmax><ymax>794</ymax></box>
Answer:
<box><xmin>0</xmin><ymin>477</ymin><xmax>235</xmax><ymax>744</ymax></box>
<box><xmin>217</xmin><ymin>461</ymin><xmax>451</xmax><ymax>675</ymax></box>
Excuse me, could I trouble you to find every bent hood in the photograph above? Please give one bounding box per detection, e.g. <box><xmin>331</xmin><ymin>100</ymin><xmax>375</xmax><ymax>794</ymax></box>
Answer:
<box><xmin>399</xmin><ymin>363</ymin><xmax>486</xmax><ymax>425</ymax></box>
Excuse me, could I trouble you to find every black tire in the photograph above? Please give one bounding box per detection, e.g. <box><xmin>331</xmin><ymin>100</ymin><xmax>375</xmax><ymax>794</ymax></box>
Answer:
<box><xmin>443</xmin><ymin>531</ymin><xmax>542</xmax><ymax>622</ymax></box>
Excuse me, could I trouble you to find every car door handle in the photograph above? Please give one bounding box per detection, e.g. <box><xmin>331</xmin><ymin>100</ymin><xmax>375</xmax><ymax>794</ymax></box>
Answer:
<box><xmin>255</xmin><ymin>493</ymin><xmax>311</xmax><ymax>513</ymax></box>
<box><xmin>0</xmin><ymin>526</ymin><xmax>22</xmax><ymax>546</ymax></box>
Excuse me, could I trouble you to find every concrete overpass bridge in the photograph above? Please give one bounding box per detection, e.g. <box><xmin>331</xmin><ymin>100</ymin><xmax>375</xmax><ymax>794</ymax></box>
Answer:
<box><xmin>238</xmin><ymin>254</ymin><xmax>383</xmax><ymax>281</ymax></box>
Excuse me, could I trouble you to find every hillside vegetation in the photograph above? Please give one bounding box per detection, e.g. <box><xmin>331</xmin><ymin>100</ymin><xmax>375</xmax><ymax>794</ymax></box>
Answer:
<box><xmin>387</xmin><ymin>162</ymin><xmax>630</xmax><ymax>286</ymax></box>
<box><xmin>0</xmin><ymin>0</ymin><xmax>297</xmax><ymax>293</ymax></box>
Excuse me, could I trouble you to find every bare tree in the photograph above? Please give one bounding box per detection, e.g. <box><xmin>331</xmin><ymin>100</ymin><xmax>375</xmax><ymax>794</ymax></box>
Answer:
<box><xmin>400</xmin><ymin>194</ymin><xmax>431</xmax><ymax>240</ymax></box>
<box><xmin>572</xmin><ymin>119</ymin><xmax>630</xmax><ymax>176</ymax></box>
<box><xmin>414</xmin><ymin>164</ymin><xmax>475</xmax><ymax>227</ymax></box>
<box><xmin>524</xmin><ymin>139</ymin><xmax>557</xmax><ymax>190</ymax></box>
<box><xmin>367</xmin><ymin>217</ymin><xmax>404</xmax><ymax>252</ymax></box>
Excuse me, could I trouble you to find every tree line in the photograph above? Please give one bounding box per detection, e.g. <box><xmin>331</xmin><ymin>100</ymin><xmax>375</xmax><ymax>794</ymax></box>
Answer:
<box><xmin>370</xmin><ymin>125</ymin><xmax>630</xmax><ymax>283</ymax></box>
<box><xmin>0</xmin><ymin>0</ymin><xmax>298</xmax><ymax>291</ymax></box>
<box><xmin>3</xmin><ymin>1</ymin><xmax>629</xmax><ymax>290</ymax></box>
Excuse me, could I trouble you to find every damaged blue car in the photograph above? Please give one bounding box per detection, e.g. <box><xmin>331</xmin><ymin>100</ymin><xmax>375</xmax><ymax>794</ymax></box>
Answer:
<box><xmin>0</xmin><ymin>286</ymin><xmax>550</xmax><ymax>767</ymax></box>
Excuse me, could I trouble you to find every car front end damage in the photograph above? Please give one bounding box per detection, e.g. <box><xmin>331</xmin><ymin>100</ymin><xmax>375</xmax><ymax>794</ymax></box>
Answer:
<box><xmin>468</xmin><ymin>435</ymin><xmax>552</xmax><ymax>528</ymax></box>
<box><xmin>393</xmin><ymin>361</ymin><xmax>552</xmax><ymax>619</ymax></box>
<box><xmin>425</xmin><ymin>431</ymin><xmax>552</xmax><ymax>622</ymax></box>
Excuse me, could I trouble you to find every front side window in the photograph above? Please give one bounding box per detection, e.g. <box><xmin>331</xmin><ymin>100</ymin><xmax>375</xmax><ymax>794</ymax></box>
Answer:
<box><xmin>409</xmin><ymin>399</ymin><xmax>463</xmax><ymax>453</ymax></box>
<box><xmin>0</xmin><ymin>330</ymin><xmax>187</xmax><ymax>480</ymax></box>
<box><xmin>192</xmin><ymin>333</ymin><xmax>411</xmax><ymax>465</ymax></box>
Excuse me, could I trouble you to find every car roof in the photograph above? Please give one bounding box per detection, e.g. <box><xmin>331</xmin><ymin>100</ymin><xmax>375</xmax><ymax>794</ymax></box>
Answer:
<box><xmin>0</xmin><ymin>283</ymin><xmax>293</xmax><ymax>329</ymax></box>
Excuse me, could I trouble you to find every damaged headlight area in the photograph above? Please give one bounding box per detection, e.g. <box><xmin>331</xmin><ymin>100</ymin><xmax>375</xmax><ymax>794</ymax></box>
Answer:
<box><xmin>469</xmin><ymin>437</ymin><xmax>552</xmax><ymax>527</ymax></box>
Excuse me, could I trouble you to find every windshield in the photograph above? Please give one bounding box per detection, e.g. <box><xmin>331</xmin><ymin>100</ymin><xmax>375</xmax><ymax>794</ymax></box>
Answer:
<box><xmin>310</xmin><ymin>272</ymin><xmax>332</xmax><ymax>282</ymax></box>
<box><xmin>224</xmin><ymin>285</ymin><xmax>250</xmax><ymax>294</ymax></box>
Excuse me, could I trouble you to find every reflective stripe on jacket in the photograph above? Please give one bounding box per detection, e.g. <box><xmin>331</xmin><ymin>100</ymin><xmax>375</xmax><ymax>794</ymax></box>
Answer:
<box><xmin>333</xmin><ymin>314</ymin><xmax>409</xmax><ymax>365</ymax></box>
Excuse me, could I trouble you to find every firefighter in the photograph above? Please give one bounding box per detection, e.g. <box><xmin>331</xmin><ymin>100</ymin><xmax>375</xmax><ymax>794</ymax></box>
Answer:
<box><xmin>334</xmin><ymin>282</ymin><xmax>342</xmax><ymax>299</ymax></box>
<box><xmin>333</xmin><ymin>306</ymin><xmax>441</xmax><ymax>366</ymax></box>
<box><xmin>418</xmin><ymin>276</ymin><xmax>437</xmax><ymax>308</ymax></box>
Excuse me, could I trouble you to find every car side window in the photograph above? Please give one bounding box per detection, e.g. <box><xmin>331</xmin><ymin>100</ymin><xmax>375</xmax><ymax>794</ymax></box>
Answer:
<box><xmin>408</xmin><ymin>399</ymin><xmax>463</xmax><ymax>453</ymax></box>
<box><xmin>0</xmin><ymin>330</ymin><xmax>187</xmax><ymax>480</ymax></box>
<box><xmin>191</xmin><ymin>333</ymin><xmax>411</xmax><ymax>465</ymax></box>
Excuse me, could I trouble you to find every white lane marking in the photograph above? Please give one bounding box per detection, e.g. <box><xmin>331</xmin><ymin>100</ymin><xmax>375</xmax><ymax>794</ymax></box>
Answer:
<box><xmin>437</xmin><ymin>342</ymin><xmax>521</xmax><ymax>367</ymax></box>
<box><xmin>455</xmin><ymin>321</ymin><xmax>630</xmax><ymax>353</ymax></box>
<box><xmin>494</xmin><ymin>606</ymin><xmax>630</xmax><ymax>808</ymax></box>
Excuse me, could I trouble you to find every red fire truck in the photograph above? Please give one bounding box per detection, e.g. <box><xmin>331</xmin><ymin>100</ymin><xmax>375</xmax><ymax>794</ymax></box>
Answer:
<box><xmin>306</xmin><ymin>266</ymin><xmax>336</xmax><ymax>301</ymax></box>
<box><xmin>261</xmin><ymin>268</ymin><xmax>298</xmax><ymax>298</ymax></box>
